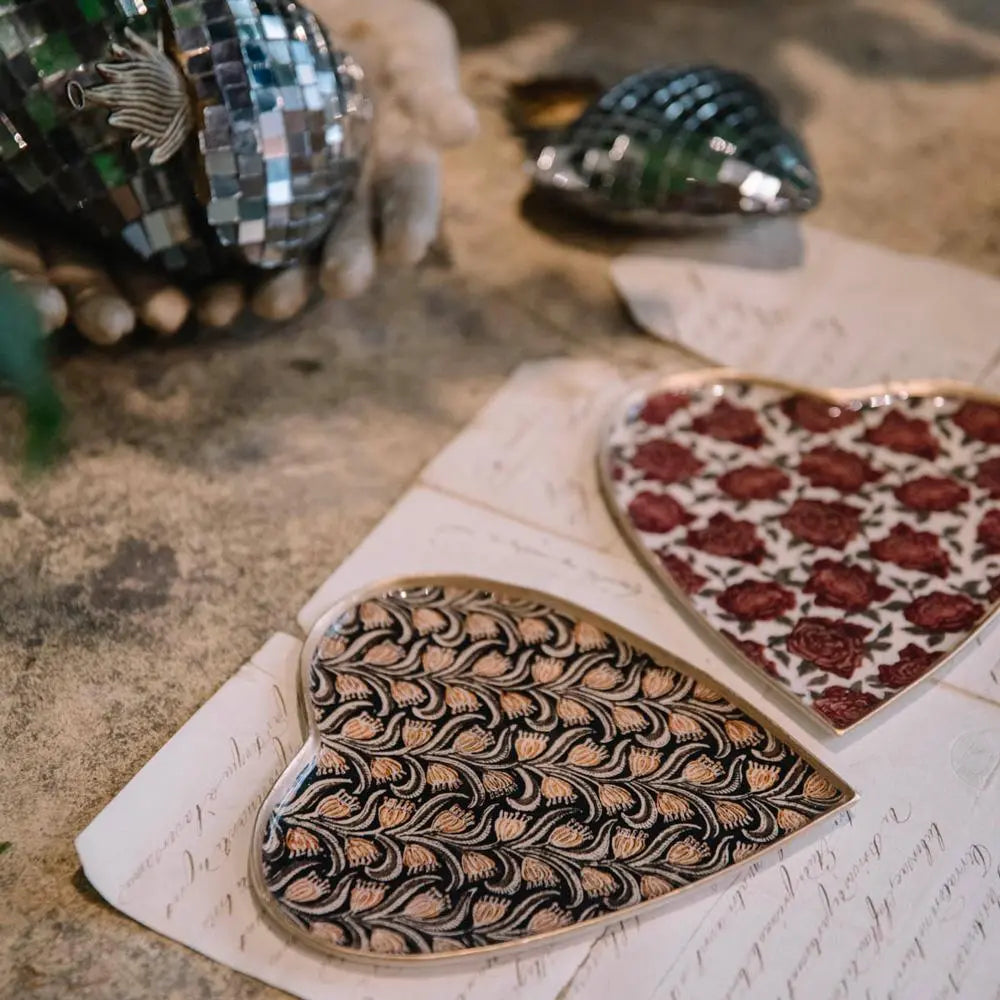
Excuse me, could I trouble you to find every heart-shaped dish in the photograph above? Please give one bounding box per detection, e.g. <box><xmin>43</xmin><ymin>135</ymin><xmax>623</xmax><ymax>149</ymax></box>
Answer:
<box><xmin>250</xmin><ymin>577</ymin><xmax>853</xmax><ymax>962</ymax></box>
<box><xmin>599</xmin><ymin>370</ymin><xmax>1000</xmax><ymax>734</ymax></box>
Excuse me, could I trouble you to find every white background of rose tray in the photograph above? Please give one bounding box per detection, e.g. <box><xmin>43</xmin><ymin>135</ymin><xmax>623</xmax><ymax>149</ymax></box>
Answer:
<box><xmin>77</xmin><ymin>352</ymin><xmax>1000</xmax><ymax>1000</ymax></box>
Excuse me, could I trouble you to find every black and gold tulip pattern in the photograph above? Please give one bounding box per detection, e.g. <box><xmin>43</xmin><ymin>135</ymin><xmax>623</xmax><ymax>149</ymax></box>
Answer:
<box><xmin>253</xmin><ymin>581</ymin><xmax>852</xmax><ymax>960</ymax></box>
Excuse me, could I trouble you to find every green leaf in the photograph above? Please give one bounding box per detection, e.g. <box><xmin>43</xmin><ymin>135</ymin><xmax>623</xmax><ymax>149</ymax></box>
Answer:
<box><xmin>0</xmin><ymin>268</ymin><xmax>64</xmax><ymax>466</ymax></box>
<box><xmin>0</xmin><ymin>842</ymin><xmax>10</xmax><ymax>856</ymax></box>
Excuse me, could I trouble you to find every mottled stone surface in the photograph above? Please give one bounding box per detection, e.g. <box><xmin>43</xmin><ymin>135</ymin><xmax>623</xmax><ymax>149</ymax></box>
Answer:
<box><xmin>2</xmin><ymin>1</ymin><xmax>999</xmax><ymax>996</ymax></box>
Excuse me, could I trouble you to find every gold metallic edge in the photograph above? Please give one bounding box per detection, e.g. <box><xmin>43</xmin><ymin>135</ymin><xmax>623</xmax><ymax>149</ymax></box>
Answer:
<box><xmin>597</xmin><ymin>367</ymin><xmax>1000</xmax><ymax>736</ymax></box>
<box><xmin>249</xmin><ymin>573</ymin><xmax>857</xmax><ymax>966</ymax></box>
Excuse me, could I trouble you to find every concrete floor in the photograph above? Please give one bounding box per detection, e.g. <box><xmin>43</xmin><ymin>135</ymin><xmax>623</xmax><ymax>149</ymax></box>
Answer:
<box><xmin>2</xmin><ymin>1</ymin><xmax>1000</xmax><ymax>996</ymax></box>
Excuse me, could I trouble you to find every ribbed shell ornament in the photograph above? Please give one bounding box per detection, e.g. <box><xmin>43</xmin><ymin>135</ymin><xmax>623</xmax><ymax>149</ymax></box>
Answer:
<box><xmin>530</xmin><ymin>65</ymin><xmax>820</xmax><ymax>228</ymax></box>
<box><xmin>0</xmin><ymin>1</ymin><xmax>371</xmax><ymax>274</ymax></box>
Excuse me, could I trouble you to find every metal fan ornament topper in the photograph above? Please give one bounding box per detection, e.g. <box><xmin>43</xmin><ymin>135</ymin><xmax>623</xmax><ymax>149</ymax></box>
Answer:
<box><xmin>0</xmin><ymin>1</ymin><xmax>371</xmax><ymax>274</ymax></box>
<box><xmin>527</xmin><ymin>65</ymin><xmax>820</xmax><ymax>228</ymax></box>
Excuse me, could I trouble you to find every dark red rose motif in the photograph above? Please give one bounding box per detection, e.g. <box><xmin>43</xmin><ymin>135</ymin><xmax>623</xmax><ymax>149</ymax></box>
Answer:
<box><xmin>640</xmin><ymin>391</ymin><xmax>689</xmax><ymax>424</ymax></box>
<box><xmin>658</xmin><ymin>552</ymin><xmax>707</xmax><ymax>594</ymax></box>
<box><xmin>628</xmin><ymin>491</ymin><xmax>692</xmax><ymax>534</ymax></box>
<box><xmin>779</xmin><ymin>499</ymin><xmax>862</xmax><ymax>550</ymax></box>
<box><xmin>803</xmin><ymin>559</ymin><xmax>892</xmax><ymax>612</ymax></box>
<box><xmin>717</xmin><ymin>580</ymin><xmax>796</xmax><ymax>620</ymax></box>
<box><xmin>812</xmin><ymin>685</ymin><xmax>880</xmax><ymax>729</ymax></box>
<box><xmin>631</xmin><ymin>440</ymin><xmax>703</xmax><ymax>484</ymax></box>
<box><xmin>954</xmin><ymin>401</ymin><xmax>1000</xmax><ymax>443</ymax></box>
<box><xmin>877</xmin><ymin>644</ymin><xmax>940</xmax><ymax>688</ymax></box>
<box><xmin>869</xmin><ymin>524</ymin><xmax>951</xmax><ymax>578</ymax></box>
<box><xmin>781</xmin><ymin>395</ymin><xmax>859</xmax><ymax>433</ymax></box>
<box><xmin>718</xmin><ymin>465</ymin><xmax>790</xmax><ymax>501</ymax></box>
<box><xmin>989</xmin><ymin>576</ymin><xmax>1000</xmax><ymax>603</ymax></box>
<box><xmin>721</xmin><ymin>630</ymin><xmax>778</xmax><ymax>676</ymax></box>
<box><xmin>787</xmin><ymin>617</ymin><xmax>871</xmax><ymax>678</ymax></box>
<box><xmin>977</xmin><ymin>510</ymin><xmax>1000</xmax><ymax>553</ymax></box>
<box><xmin>975</xmin><ymin>458</ymin><xmax>1000</xmax><ymax>498</ymax></box>
<box><xmin>894</xmin><ymin>476</ymin><xmax>970</xmax><ymax>512</ymax></box>
<box><xmin>798</xmin><ymin>446</ymin><xmax>882</xmax><ymax>493</ymax></box>
<box><xmin>904</xmin><ymin>592</ymin><xmax>982</xmax><ymax>632</ymax></box>
<box><xmin>685</xmin><ymin>513</ymin><xmax>767</xmax><ymax>564</ymax></box>
<box><xmin>691</xmin><ymin>399</ymin><xmax>765</xmax><ymax>448</ymax></box>
<box><xmin>864</xmin><ymin>411</ymin><xmax>939</xmax><ymax>459</ymax></box>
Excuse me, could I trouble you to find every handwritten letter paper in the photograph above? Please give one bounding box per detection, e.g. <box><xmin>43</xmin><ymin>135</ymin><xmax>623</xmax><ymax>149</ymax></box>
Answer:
<box><xmin>611</xmin><ymin>224</ymin><xmax>1000</xmax><ymax>390</ymax></box>
<box><xmin>77</xmin><ymin>361</ymin><xmax>1000</xmax><ymax>999</ymax></box>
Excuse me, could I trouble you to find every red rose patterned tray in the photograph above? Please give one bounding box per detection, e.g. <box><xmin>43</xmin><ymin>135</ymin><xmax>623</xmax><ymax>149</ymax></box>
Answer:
<box><xmin>599</xmin><ymin>371</ymin><xmax>1000</xmax><ymax>734</ymax></box>
<box><xmin>250</xmin><ymin>578</ymin><xmax>854</xmax><ymax>961</ymax></box>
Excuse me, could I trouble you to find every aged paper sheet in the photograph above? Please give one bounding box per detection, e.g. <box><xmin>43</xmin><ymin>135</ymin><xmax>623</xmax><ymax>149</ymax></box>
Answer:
<box><xmin>78</xmin><ymin>359</ymin><xmax>1000</xmax><ymax>999</ymax></box>
<box><xmin>611</xmin><ymin>223</ymin><xmax>1000</xmax><ymax>390</ymax></box>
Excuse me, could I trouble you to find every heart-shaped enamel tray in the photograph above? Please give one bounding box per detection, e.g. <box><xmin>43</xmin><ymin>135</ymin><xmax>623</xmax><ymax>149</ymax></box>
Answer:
<box><xmin>599</xmin><ymin>370</ymin><xmax>1000</xmax><ymax>734</ymax></box>
<box><xmin>250</xmin><ymin>577</ymin><xmax>853</xmax><ymax>962</ymax></box>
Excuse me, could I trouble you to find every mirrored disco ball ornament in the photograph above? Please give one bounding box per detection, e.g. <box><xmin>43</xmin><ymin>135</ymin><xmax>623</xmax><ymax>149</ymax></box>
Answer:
<box><xmin>0</xmin><ymin>1</ymin><xmax>371</xmax><ymax>274</ymax></box>
<box><xmin>530</xmin><ymin>65</ymin><xmax>820</xmax><ymax>228</ymax></box>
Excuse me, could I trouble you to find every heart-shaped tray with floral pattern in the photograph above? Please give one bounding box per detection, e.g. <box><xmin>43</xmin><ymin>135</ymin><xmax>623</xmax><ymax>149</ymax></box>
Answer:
<box><xmin>599</xmin><ymin>371</ymin><xmax>1000</xmax><ymax>734</ymax></box>
<box><xmin>250</xmin><ymin>578</ymin><xmax>853</xmax><ymax>962</ymax></box>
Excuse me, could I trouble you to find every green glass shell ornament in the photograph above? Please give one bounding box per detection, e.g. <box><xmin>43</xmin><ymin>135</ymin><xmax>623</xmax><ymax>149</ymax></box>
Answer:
<box><xmin>0</xmin><ymin>1</ymin><xmax>371</xmax><ymax>275</ymax></box>
<box><xmin>529</xmin><ymin>65</ymin><xmax>820</xmax><ymax>228</ymax></box>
